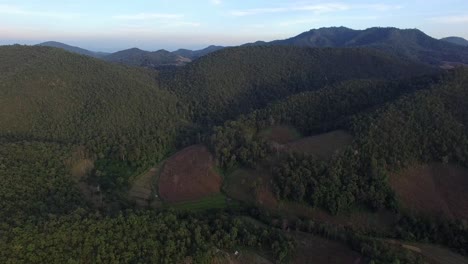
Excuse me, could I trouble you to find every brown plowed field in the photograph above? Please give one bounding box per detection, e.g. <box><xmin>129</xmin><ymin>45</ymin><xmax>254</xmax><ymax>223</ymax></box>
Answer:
<box><xmin>158</xmin><ymin>145</ymin><xmax>222</xmax><ymax>203</ymax></box>
<box><xmin>390</xmin><ymin>163</ymin><xmax>468</xmax><ymax>220</ymax></box>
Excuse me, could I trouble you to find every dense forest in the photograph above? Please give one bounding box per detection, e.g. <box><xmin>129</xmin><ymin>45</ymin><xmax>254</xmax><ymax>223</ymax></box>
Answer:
<box><xmin>1</xmin><ymin>43</ymin><xmax>468</xmax><ymax>263</ymax></box>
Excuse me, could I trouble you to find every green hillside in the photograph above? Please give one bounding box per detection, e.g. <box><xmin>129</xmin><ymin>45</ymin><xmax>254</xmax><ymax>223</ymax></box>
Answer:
<box><xmin>163</xmin><ymin>45</ymin><xmax>435</xmax><ymax>124</ymax></box>
<box><xmin>0</xmin><ymin>45</ymin><xmax>190</xmax><ymax>172</ymax></box>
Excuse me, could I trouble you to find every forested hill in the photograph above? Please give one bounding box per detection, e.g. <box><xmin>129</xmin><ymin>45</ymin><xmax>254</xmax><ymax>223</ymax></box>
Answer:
<box><xmin>37</xmin><ymin>41</ymin><xmax>108</xmax><ymax>58</ymax></box>
<box><xmin>162</xmin><ymin>45</ymin><xmax>437</xmax><ymax>124</ymax></box>
<box><xmin>246</xmin><ymin>27</ymin><xmax>468</xmax><ymax>66</ymax></box>
<box><xmin>441</xmin><ymin>36</ymin><xmax>468</xmax><ymax>47</ymax></box>
<box><xmin>102</xmin><ymin>48</ymin><xmax>191</xmax><ymax>67</ymax></box>
<box><xmin>0</xmin><ymin>45</ymin><xmax>188</xmax><ymax>167</ymax></box>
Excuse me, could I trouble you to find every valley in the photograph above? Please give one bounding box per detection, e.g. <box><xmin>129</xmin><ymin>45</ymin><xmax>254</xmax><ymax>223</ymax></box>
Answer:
<box><xmin>1</xmin><ymin>26</ymin><xmax>468</xmax><ymax>263</ymax></box>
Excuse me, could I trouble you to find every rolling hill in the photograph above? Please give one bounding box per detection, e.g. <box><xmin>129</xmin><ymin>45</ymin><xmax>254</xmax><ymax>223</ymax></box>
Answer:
<box><xmin>163</xmin><ymin>45</ymin><xmax>437</xmax><ymax>123</ymax></box>
<box><xmin>0</xmin><ymin>45</ymin><xmax>188</xmax><ymax>169</ymax></box>
<box><xmin>246</xmin><ymin>27</ymin><xmax>468</xmax><ymax>65</ymax></box>
<box><xmin>441</xmin><ymin>36</ymin><xmax>468</xmax><ymax>47</ymax></box>
<box><xmin>102</xmin><ymin>48</ymin><xmax>191</xmax><ymax>68</ymax></box>
<box><xmin>37</xmin><ymin>41</ymin><xmax>109</xmax><ymax>58</ymax></box>
<box><xmin>173</xmin><ymin>45</ymin><xmax>224</xmax><ymax>59</ymax></box>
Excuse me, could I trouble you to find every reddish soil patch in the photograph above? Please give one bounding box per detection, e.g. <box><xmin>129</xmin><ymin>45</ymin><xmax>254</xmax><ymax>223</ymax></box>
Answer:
<box><xmin>286</xmin><ymin>130</ymin><xmax>353</xmax><ymax>159</ymax></box>
<box><xmin>390</xmin><ymin>163</ymin><xmax>468</xmax><ymax>220</ymax></box>
<box><xmin>158</xmin><ymin>145</ymin><xmax>222</xmax><ymax>203</ymax></box>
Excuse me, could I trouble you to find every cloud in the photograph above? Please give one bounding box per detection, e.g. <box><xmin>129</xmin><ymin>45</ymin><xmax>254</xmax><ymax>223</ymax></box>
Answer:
<box><xmin>112</xmin><ymin>12</ymin><xmax>200</xmax><ymax>28</ymax></box>
<box><xmin>230</xmin><ymin>2</ymin><xmax>402</xmax><ymax>17</ymax></box>
<box><xmin>113</xmin><ymin>13</ymin><xmax>183</xmax><ymax>20</ymax></box>
<box><xmin>231</xmin><ymin>3</ymin><xmax>349</xmax><ymax>16</ymax></box>
<box><xmin>0</xmin><ymin>4</ymin><xmax>80</xmax><ymax>19</ymax></box>
<box><xmin>211</xmin><ymin>0</ymin><xmax>222</xmax><ymax>5</ymax></box>
<box><xmin>430</xmin><ymin>15</ymin><xmax>468</xmax><ymax>24</ymax></box>
<box><xmin>279</xmin><ymin>18</ymin><xmax>320</xmax><ymax>27</ymax></box>
<box><xmin>362</xmin><ymin>4</ymin><xmax>403</xmax><ymax>11</ymax></box>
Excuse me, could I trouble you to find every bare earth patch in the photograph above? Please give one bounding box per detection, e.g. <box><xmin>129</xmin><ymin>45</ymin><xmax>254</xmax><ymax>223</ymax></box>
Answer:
<box><xmin>390</xmin><ymin>163</ymin><xmax>468</xmax><ymax>220</ymax></box>
<box><xmin>158</xmin><ymin>145</ymin><xmax>222</xmax><ymax>203</ymax></box>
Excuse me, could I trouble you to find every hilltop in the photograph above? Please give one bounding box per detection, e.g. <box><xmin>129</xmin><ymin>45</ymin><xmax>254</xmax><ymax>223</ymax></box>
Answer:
<box><xmin>37</xmin><ymin>41</ymin><xmax>109</xmax><ymax>58</ymax></box>
<box><xmin>246</xmin><ymin>27</ymin><xmax>468</xmax><ymax>65</ymax></box>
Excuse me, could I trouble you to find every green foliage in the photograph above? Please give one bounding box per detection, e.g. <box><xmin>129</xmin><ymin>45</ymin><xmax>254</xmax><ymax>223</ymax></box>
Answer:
<box><xmin>0</xmin><ymin>211</ymin><xmax>294</xmax><ymax>263</ymax></box>
<box><xmin>273</xmin><ymin>152</ymin><xmax>396</xmax><ymax>214</ymax></box>
<box><xmin>0</xmin><ymin>141</ymin><xmax>86</xmax><ymax>225</ymax></box>
<box><xmin>396</xmin><ymin>214</ymin><xmax>468</xmax><ymax>255</ymax></box>
<box><xmin>0</xmin><ymin>45</ymin><xmax>189</xmax><ymax>186</ymax></box>
<box><xmin>164</xmin><ymin>46</ymin><xmax>434</xmax><ymax>124</ymax></box>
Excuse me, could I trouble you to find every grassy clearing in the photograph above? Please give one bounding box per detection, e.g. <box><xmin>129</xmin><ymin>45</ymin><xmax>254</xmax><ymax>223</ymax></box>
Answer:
<box><xmin>285</xmin><ymin>130</ymin><xmax>353</xmax><ymax>159</ymax></box>
<box><xmin>385</xmin><ymin>240</ymin><xmax>468</xmax><ymax>264</ymax></box>
<box><xmin>259</xmin><ymin>125</ymin><xmax>302</xmax><ymax>144</ymax></box>
<box><xmin>223</xmin><ymin>168</ymin><xmax>278</xmax><ymax>208</ymax></box>
<box><xmin>166</xmin><ymin>193</ymin><xmax>230</xmax><ymax>212</ymax></box>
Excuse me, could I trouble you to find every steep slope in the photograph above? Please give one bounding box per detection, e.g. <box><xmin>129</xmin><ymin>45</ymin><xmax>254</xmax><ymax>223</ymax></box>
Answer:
<box><xmin>248</xmin><ymin>27</ymin><xmax>468</xmax><ymax>65</ymax></box>
<box><xmin>0</xmin><ymin>45</ymin><xmax>188</xmax><ymax>168</ymax></box>
<box><xmin>441</xmin><ymin>36</ymin><xmax>468</xmax><ymax>47</ymax></box>
<box><xmin>163</xmin><ymin>45</ymin><xmax>437</xmax><ymax>123</ymax></box>
<box><xmin>37</xmin><ymin>41</ymin><xmax>108</xmax><ymax>58</ymax></box>
<box><xmin>103</xmin><ymin>48</ymin><xmax>191</xmax><ymax>68</ymax></box>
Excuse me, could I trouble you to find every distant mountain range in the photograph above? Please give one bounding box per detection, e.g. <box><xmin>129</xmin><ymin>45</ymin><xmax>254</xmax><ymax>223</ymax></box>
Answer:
<box><xmin>173</xmin><ymin>45</ymin><xmax>224</xmax><ymax>60</ymax></box>
<box><xmin>37</xmin><ymin>27</ymin><xmax>468</xmax><ymax>68</ymax></box>
<box><xmin>102</xmin><ymin>48</ymin><xmax>191</xmax><ymax>68</ymax></box>
<box><xmin>37</xmin><ymin>41</ymin><xmax>110</xmax><ymax>58</ymax></box>
<box><xmin>245</xmin><ymin>27</ymin><xmax>468</xmax><ymax>66</ymax></box>
<box><xmin>441</xmin><ymin>36</ymin><xmax>468</xmax><ymax>47</ymax></box>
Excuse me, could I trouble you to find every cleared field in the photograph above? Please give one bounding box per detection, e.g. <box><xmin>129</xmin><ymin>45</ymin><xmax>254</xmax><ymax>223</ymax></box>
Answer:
<box><xmin>158</xmin><ymin>145</ymin><xmax>222</xmax><ymax>203</ymax></box>
<box><xmin>385</xmin><ymin>240</ymin><xmax>468</xmax><ymax>264</ymax></box>
<box><xmin>259</xmin><ymin>125</ymin><xmax>302</xmax><ymax>144</ymax></box>
<box><xmin>285</xmin><ymin>130</ymin><xmax>353</xmax><ymax>159</ymax></box>
<box><xmin>128</xmin><ymin>166</ymin><xmax>159</xmax><ymax>207</ymax></box>
<box><xmin>390</xmin><ymin>163</ymin><xmax>468</xmax><ymax>219</ymax></box>
<box><xmin>272</xmin><ymin>201</ymin><xmax>396</xmax><ymax>233</ymax></box>
<box><xmin>167</xmin><ymin>193</ymin><xmax>227</xmax><ymax>211</ymax></box>
<box><xmin>291</xmin><ymin>231</ymin><xmax>363</xmax><ymax>264</ymax></box>
<box><xmin>223</xmin><ymin>168</ymin><xmax>278</xmax><ymax>208</ymax></box>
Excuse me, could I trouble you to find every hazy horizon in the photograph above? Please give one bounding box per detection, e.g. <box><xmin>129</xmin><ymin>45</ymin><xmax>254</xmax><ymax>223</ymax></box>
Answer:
<box><xmin>1</xmin><ymin>0</ymin><xmax>468</xmax><ymax>52</ymax></box>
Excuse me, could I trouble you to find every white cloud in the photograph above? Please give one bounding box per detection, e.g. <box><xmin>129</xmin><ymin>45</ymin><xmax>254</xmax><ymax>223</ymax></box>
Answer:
<box><xmin>231</xmin><ymin>4</ymin><xmax>349</xmax><ymax>16</ymax></box>
<box><xmin>279</xmin><ymin>18</ymin><xmax>320</xmax><ymax>27</ymax></box>
<box><xmin>430</xmin><ymin>15</ymin><xmax>468</xmax><ymax>24</ymax></box>
<box><xmin>113</xmin><ymin>13</ymin><xmax>183</xmax><ymax>20</ymax></box>
<box><xmin>230</xmin><ymin>2</ymin><xmax>402</xmax><ymax>17</ymax></box>
<box><xmin>112</xmin><ymin>12</ymin><xmax>200</xmax><ymax>28</ymax></box>
<box><xmin>211</xmin><ymin>0</ymin><xmax>222</xmax><ymax>5</ymax></box>
<box><xmin>361</xmin><ymin>4</ymin><xmax>403</xmax><ymax>11</ymax></box>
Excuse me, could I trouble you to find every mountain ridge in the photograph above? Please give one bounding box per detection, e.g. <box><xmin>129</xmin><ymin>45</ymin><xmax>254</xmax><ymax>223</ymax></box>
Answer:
<box><xmin>37</xmin><ymin>41</ymin><xmax>109</xmax><ymax>58</ymax></box>
<box><xmin>441</xmin><ymin>36</ymin><xmax>468</xmax><ymax>46</ymax></box>
<box><xmin>245</xmin><ymin>26</ymin><xmax>468</xmax><ymax>66</ymax></box>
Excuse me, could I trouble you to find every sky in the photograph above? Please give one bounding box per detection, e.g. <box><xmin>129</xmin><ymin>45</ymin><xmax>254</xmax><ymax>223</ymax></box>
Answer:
<box><xmin>1</xmin><ymin>0</ymin><xmax>467</xmax><ymax>52</ymax></box>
